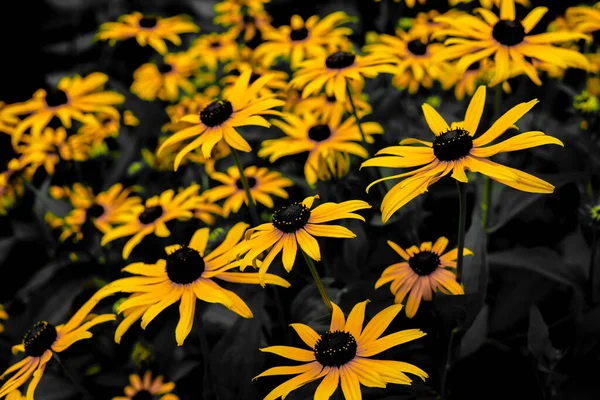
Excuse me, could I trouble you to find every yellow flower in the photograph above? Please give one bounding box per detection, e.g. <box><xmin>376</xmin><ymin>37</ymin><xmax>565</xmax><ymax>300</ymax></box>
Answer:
<box><xmin>0</xmin><ymin>102</ymin><xmax>19</xmax><ymax>136</ymax></box>
<box><xmin>0</xmin><ymin>297</ymin><xmax>115</xmax><ymax>398</ymax></box>
<box><xmin>95</xmin><ymin>223</ymin><xmax>290</xmax><ymax>345</ymax></box>
<box><xmin>449</xmin><ymin>0</ymin><xmax>530</xmax><ymax>7</ymax></box>
<box><xmin>566</xmin><ymin>2</ymin><xmax>600</xmax><ymax>34</ymax></box>
<box><xmin>574</xmin><ymin>90</ymin><xmax>599</xmax><ymax>114</ymax></box>
<box><xmin>254</xmin><ymin>301</ymin><xmax>428</xmax><ymax>399</ymax></box>
<box><xmin>157</xmin><ymin>70</ymin><xmax>285</xmax><ymax>170</ymax></box>
<box><xmin>3</xmin><ymin>73</ymin><xmax>125</xmax><ymax>146</ymax></box>
<box><xmin>188</xmin><ymin>31</ymin><xmax>240</xmax><ymax>71</ymax></box>
<box><xmin>213</xmin><ymin>1</ymin><xmax>272</xmax><ymax>42</ymax></box>
<box><xmin>204</xmin><ymin>165</ymin><xmax>293</xmax><ymax>216</ymax></box>
<box><xmin>376</xmin><ymin>237</ymin><xmax>472</xmax><ymax>318</ymax></box>
<box><xmin>311</xmin><ymin>150</ymin><xmax>351</xmax><ymax>183</ymax></box>
<box><xmin>131</xmin><ymin>52</ymin><xmax>199</xmax><ymax>102</ymax></box>
<box><xmin>232</xmin><ymin>195</ymin><xmax>370</xmax><ymax>285</ymax></box>
<box><xmin>259</xmin><ymin>109</ymin><xmax>382</xmax><ymax>186</ymax></box>
<box><xmin>162</xmin><ymin>90</ymin><xmax>219</xmax><ymax>133</ymax></box>
<box><xmin>113</xmin><ymin>371</ymin><xmax>178</xmax><ymax>400</ymax></box>
<box><xmin>361</xmin><ymin>85</ymin><xmax>564</xmax><ymax>223</ymax></box>
<box><xmin>5</xmin><ymin>391</ymin><xmax>24</xmax><ymax>400</ymax></box>
<box><xmin>96</xmin><ymin>12</ymin><xmax>199</xmax><ymax>54</ymax></box>
<box><xmin>220</xmin><ymin>66</ymin><xmax>288</xmax><ymax>98</ymax></box>
<box><xmin>294</xmin><ymin>86</ymin><xmax>372</xmax><ymax>121</ymax></box>
<box><xmin>77</xmin><ymin>113</ymin><xmax>120</xmax><ymax>145</ymax></box>
<box><xmin>254</xmin><ymin>12</ymin><xmax>354</xmax><ymax>69</ymax></box>
<box><xmin>0</xmin><ymin>305</ymin><xmax>7</xmax><ymax>334</ymax></box>
<box><xmin>434</xmin><ymin>0</ymin><xmax>591</xmax><ymax>87</ymax></box>
<box><xmin>374</xmin><ymin>0</ymin><xmax>426</xmax><ymax>7</ymax></box>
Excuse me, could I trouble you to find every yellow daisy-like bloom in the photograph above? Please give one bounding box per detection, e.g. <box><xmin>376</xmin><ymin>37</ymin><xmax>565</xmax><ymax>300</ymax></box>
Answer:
<box><xmin>214</xmin><ymin>1</ymin><xmax>272</xmax><ymax>42</ymax></box>
<box><xmin>0</xmin><ymin>297</ymin><xmax>115</xmax><ymax>399</ymax></box>
<box><xmin>567</xmin><ymin>3</ymin><xmax>600</xmax><ymax>34</ymax></box>
<box><xmin>100</xmin><ymin>184</ymin><xmax>208</xmax><ymax>259</ymax></box>
<box><xmin>449</xmin><ymin>0</ymin><xmax>530</xmax><ymax>7</ymax></box>
<box><xmin>96</xmin><ymin>12</ymin><xmax>199</xmax><ymax>55</ymax></box>
<box><xmin>361</xmin><ymin>85</ymin><xmax>564</xmax><ymax>223</ymax></box>
<box><xmin>433</xmin><ymin>0</ymin><xmax>591</xmax><ymax>87</ymax></box>
<box><xmin>259</xmin><ymin>110</ymin><xmax>382</xmax><ymax>186</ymax></box>
<box><xmin>113</xmin><ymin>371</ymin><xmax>178</xmax><ymax>400</ymax></box>
<box><xmin>157</xmin><ymin>70</ymin><xmax>285</xmax><ymax>170</ymax></box>
<box><xmin>162</xmin><ymin>90</ymin><xmax>220</xmax><ymax>134</ymax></box>
<box><xmin>374</xmin><ymin>0</ymin><xmax>426</xmax><ymax>7</ymax></box>
<box><xmin>188</xmin><ymin>31</ymin><xmax>239</xmax><ymax>71</ymax></box>
<box><xmin>289</xmin><ymin>51</ymin><xmax>395</xmax><ymax>103</ymax></box>
<box><xmin>221</xmin><ymin>66</ymin><xmax>288</xmax><ymax>98</ymax></box>
<box><xmin>5</xmin><ymin>391</ymin><xmax>24</xmax><ymax>400</ymax></box>
<box><xmin>0</xmin><ymin>102</ymin><xmax>19</xmax><ymax>136</ymax></box>
<box><xmin>295</xmin><ymin>88</ymin><xmax>372</xmax><ymax>121</ymax></box>
<box><xmin>0</xmin><ymin>171</ymin><xmax>24</xmax><ymax>216</ymax></box>
<box><xmin>3</xmin><ymin>73</ymin><xmax>125</xmax><ymax>146</ymax></box>
<box><xmin>254</xmin><ymin>12</ymin><xmax>354</xmax><ymax>69</ymax></box>
<box><xmin>0</xmin><ymin>304</ymin><xmax>7</xmax><ymax>333</ymax></box>
<box><xmin>233</xmin><ymin>195</ymin><xmax>370</xmax><ymax>285</ymax></box>
<box><xmin>311</xmin><ymin>150</ymin><xmax>351</xmax><ymax>183</ymax></box>
<box><xmin>375</xmin><ymin>238</ymin><xmax>472</xmax><ymax>318</ymax></box>
<box><xmin>131</xmin><ymin>52</ymin><xmax>199</xmax><ymax>102</ymax></box>
<box><xmin>444</xmin><ymin>58</ymin><xmax>514</xmax><ymax>101</ymax></box>
<box><xmin>95</xmin><ymin>223</ymin><xmax>290</xmax><ymax>346</ymax></box>
<box><xmin>77</xmin><ymin>113</ymin><xmax>120</xmax><ymax>146</ymax></box>
<box><xmin>204</xmin><ymin>165</ymin><xmax>293</xmax><ymax>217</ymax></box>
<box><xmin>254</xmin><ymin>300</ymin><xmax>428</xmax><ymax>400</ymax></box>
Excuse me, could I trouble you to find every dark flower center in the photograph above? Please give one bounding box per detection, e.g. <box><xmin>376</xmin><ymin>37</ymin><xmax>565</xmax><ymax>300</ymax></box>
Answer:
<box><xmin>467</xmin><ymin>61</ymin><xmax>481</xmax><ymax>71</ymax></box>
<box><xmin>23</xmin><ymin>321</ymin><xmax>57</xmax><ymax>357</ymax></box>
<box><xmin>326</xmin><ymin>95</ymin><xmax>336</xmax><ymax>103</ymax></box>
<box><xmin>432</xmin><ymin>128</ymin><xmax>473</xmax><ymax>161</ymax></box>
<box><xmin>314</xmin><ymin>330</ymin><xmax>357</xmax><ymax>367</ymax></box>
<box><xmin>242</xmin><ymin>13</ymin><xmax>255</xmax><ymax>24</ymax></box>
<box><xmin>308</xmin><ymin>124</ymin><xmax>332</xmax><ymax>142</ymax></box>
<box><xmin>200</xmin><ymin>100</ymin><xmax>233</xmax><ymax>127</ymax></box>
<box><xmin>290</xmin><ymin>27</ymin><xmax>309</xmax><ymax>41</ymax></box>
<box><xmin>131</xmin><ymin>390</ymin><xmax>153</xmax><ymax>400</ymax></box>
<box><xmin>158</xmin><ymin>63</ymin><xmax>173</xmax><ymax>74</ymax></box>
<box><xmin>45</xmin><ymin>89</ymin><xmax>69</xmax><ymax>107</ymax></box>
<box><xmin>272</xmin><ymin>203</ymin><xmax>310</xmax><ymax>233</ymax></box>
<box><xmin>86</xmin><ymin>203</ymin><xmax>105</xmax><ymax>219</ymax></box>
<box><xmin>249</xmin><ymin>72</ymin><xmax>261</xmax><ymax>84</ymax></box>
<box><xmin>408</xmin><ymin>250</ymin><xmax>440</xmax><ymax>276</ymax></box>
<box><xmin>210</xmin><ymin>41</ymin><xmax>222</xmax><ymax>49</ymax></box>
<box><xmin>138</xmin><ymin>205</ymin><xmax>164</xmax><ymax>225</ymax></box>
<box><xmin>166</xmin><ymin>245</ymin><xmax>205</xmax><ymax>284</ymax></box>
<box><xmin>229</xmin><ymin>69</ymin><xmax>241</xmax><ymax>76</ymax></box>
<box><xmin>325</xmin><ymin>52</ymin><xmax>356</xmax><ymax>69</ymax></box>
<box><xmin>407</xmin><ymin>40</ymin><xmax>428</xmax><ymax>56</ymax></box>
<box><xmin>492</xmin><ymin>20</ymin><xmax>526</xmax><ymax>46</ymax></box>
<box><xmin>139</xmin><ymin>16</ymin><xmax>158</xmax><ymax>28</ymax></box>
<box><xmin>235</xmin><ymin>176</ymin><xmax>257</xmax><ymax>190</ymax></box>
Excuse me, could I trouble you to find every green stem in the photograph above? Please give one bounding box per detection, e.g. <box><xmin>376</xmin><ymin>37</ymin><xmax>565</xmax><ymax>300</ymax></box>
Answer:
<box><xmin>481</xmin><ymin>174</ymin><xmax>491</xmax><ymax>230</ymax></box>
<box><xmin>345</xmin><ymin>80</ymin><xmax>366</xmax><ymax>142</ymax></box>
<box><xmin>456</xmin><ymin>181</ymin><xmax>467</xmax><ymax>284</ymax></box>
<box><xmin>195</xmin><ymin>310</ymin><xmax>216</xmax><ymax>400</ymax></box>
<box><xmin>440</xmin><ymin>329</ymin><xmax>458</xmax><ymax>400</ymax></box>
<box><xmin>230</xmin><ymin>147</ymin><xmax>259</xmax><ymax>226</ymax></box>
<box><xmin>54</xmin><ymin>355</ymin><xmax>92</xmax><ymax>400</ymax></box>
<box><xmin>301</xmin><ymin>249</ymin><xmax>333</xmax><ymax>312</ymax></box>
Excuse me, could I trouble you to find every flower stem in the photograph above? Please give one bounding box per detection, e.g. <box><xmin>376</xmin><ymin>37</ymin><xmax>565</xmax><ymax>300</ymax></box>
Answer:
<box><xmin>440</xmin><ymin>328</ymin><xmax>458</xmax><ymax>400</ymax></box>
<box><xmin>195</xmin><ymin>310</ymin><xmax>216</xmax><ymax>400</ymax></box>
<box><xmin>301</xmin><ymin>249</ymin><xmax>333</xmax><ymax>312</ymax></box>
<box><xmin>481</xmin><ymin>85</ymin><xmax>502</xmax><ymax>230</ymax></box>
<box><xmin>230</xmin><ymin>147</ymin><xmax>259</xmax><ymax>226</ymax></box>
<box><xmin>345</xmin><ymin>80</ymin><xmax>366</xmax><ymax>142</ymax></box>
<box><xmin>54</xmin><ymin>354</ymin><xmax>92</xmax><ymax>400</ymax></box>
<box><xmin>456</xmin><ymin>181</ymin><xmax>467</xmax><ymax>284</ymax></box>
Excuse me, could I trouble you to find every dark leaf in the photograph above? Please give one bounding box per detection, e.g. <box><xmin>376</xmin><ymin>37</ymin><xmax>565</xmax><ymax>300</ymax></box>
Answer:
<box><xmin>458</xmin><ymin>304</ymin><xmax>489</xmax><ymax>360</ymax></box>
<box><xmin>528</xmin><ymin>306</ymin><xmax>559</xmax><ymax>369</ymax></box>
<box><xmin>462</xmin><ymin>197</ymin><xmax>488</xmax><ymax>299</ymax></box>
<box><xmin>432</xmin><ymin>292</ymin><xmax>483</xmax><ymax>327</ymax></box>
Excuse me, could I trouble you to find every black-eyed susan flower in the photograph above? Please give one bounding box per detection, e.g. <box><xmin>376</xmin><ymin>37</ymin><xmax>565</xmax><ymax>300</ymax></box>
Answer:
<box><xmin>374</xmin><ymin>0</ymin><xmax>426</xmax><ymax>7</ymax></box>
<box><xmin>204</xmin><ymin>165</ymin><xmax>293</xmax><ymax>217</ymax></box>
<box><xmin>254</xmin><ymin>300</ymin><xmax>428</xmax><ymax>399</ymax></box>
<box><xmin>254</xmin><ymin>13</ymin><xmax>354</xmax><ymax>69</ymax></box>
<box><xmin>295</xmin><ymin>88</ymin><xmax>372</xmax><ymax>122</ymax></box>
<box><xmin>77</xmin><ymin>113</ymin><xmax>120</xmax><ymax>146</ymax></box>
<box><xmin>433</xmin><ymin>0</ymin><xmax>591</xmax><ymax>87</ymax></box>
<box><xmin>162</xmin><ymin>89</ymin><xmax>220</xmax><ymax>134</ymax></box>
<box><xmin>375</xmin><ymin>238</ymin><xmax>472</xmax><ymax>318</ymax></box>
<box><xmin>157</xmin><ymin>70</ymin><xmax>285</xmax><ymax>169</ymax></box>
<box><xmin>232</xmin><ymin>195</ymin><xmax>370</xmax><ymax>285</ymax></box>
<box><xmin>0</xmin><ymin>305</ymin><xmax>7</xmax><ymax>334</ymax></box>
<box><xmin>95</xmin><ymin>223</ymin><xmax>290</xmax><ymax>345</ymax></box>
<box><xmin>5</xmin><ymin>391</ymin><xmax>24</xmax><ymax>400</ymax></box>
<box><xmin>131</xmin><ymin>52</ymin><xmax>199</xmax><ymax>102</ymax></box>
<box><xmin>100</xmin><ymin>184</ymin><xmax>208</xmax><ymax>259</ymax></box>
<box><xmin>290</xmin><ymin>51</ymin><xmax>395</xmax><ymax>102</ymax></box>
<box><xmin>445</xmin><ymin>59</ymin><xmax>499</xmax><ymax>101</ymax></box>
<box><xmin>96</xmin><ymin>12</ymin><xmax>199</xmax><ymax>54</ymax></box>
<box><xmin>311</xmin><ymin>150</ymin><xmax>351</xmax><ymax>183</ymax></box>
<box><xmin>3</xmin><ymin>73</ymin><xmax>125</xmax><ymax>146</ymax></box>
<box><xmin>449</xmin><ymin>0</ymin><xmax>530</xmax><ymax>7</ymax></box>
<box><xmin>113</xmin><ymin>371</ymin><xmax>178</xmax><ymax>400</ymax></box>
<box><xmin>567</xmin><ymin>3</ymin><xmax>600</xmax><ymax>34</ymax></box>
<box><xmin>361</xmin><ymin>85</ymin><xmax>564</xmax><ymax>223</ymax></box>
<box><xmin>188</xmin><ymin>31</ymin><xmax>239</xmax><ymax>71</ymax></box>
<box><xmin>214</xmin><ymin>1</ymin><xmax>272</xmax><ymax>42</ymax></box>
<box><xmin>0</xmin><ymin>102</ymin><xmax>18</xmax><ymax>136</ymax></box>
<box><xmin>0</xmin><ymin>297</ymin><xmax>115</xmax><ymax>398</ymax></box>
<box><xmin>221</xmin><ymin>66</ymin><xmax>288</xmax><ymax>98</ymax></box>
<box><xmin>259</xmin><ymin>110</ymin><xmax>382</xmax><ymax>186</ymax></box>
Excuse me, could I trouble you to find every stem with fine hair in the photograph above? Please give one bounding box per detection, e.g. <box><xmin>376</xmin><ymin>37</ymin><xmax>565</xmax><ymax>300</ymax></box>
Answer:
<box><xmin>456</xmin><ymin>181</ymin><xmax>468</xmax><ymax>284</ymax></box>
<box><xmin>345</xmin><ymin>81</ymin><xmax>366</xmax><ymax>142</ymax></box>
<box><xmin>230</xmin><ymin>147</ymin><xmax>260</xmax><ymax>226</ymax></box>
<box><xmin>301</xmin><ymin>249</ymin><xmax>333</xmax><ymax>312</ymax></box>
<box><xmin>54</xmin><ymin>354</ymin><xmax>92</xmax><ymax>400</ymax></box>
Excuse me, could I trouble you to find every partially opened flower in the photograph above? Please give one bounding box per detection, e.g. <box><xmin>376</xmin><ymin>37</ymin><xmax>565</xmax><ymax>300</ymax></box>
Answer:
<box><xmin>361</xmin><ymin>85</ymin><xmax>564</xmax><ymax>223</ymax></box>
<box><xmin>214</xmin><ymin>1</ymin><xmax>272</xmax><ymax>42</ymax></box>
<box><xmin>221</xmin><ymin>66</ymin><xmax>288</xmax><ymax>98</ymax></box>
<box><xmin>254</xmin><ymin>301</ymin><xmax>428</xmax><ymax>399</ymax></box>
<box><xmin>566</xmin><ymin>2</ymin><xmax>600</xmax><ymax>34</ymax></box>
<box><xmin>96</xmin><ymin>12</ymin><xmax>199</xmax><ymax>54</ymax></box>
<box><xmin>113</xmin><ymin>371</ymin><xmax>178</xmax><ymax>400</ymax></box>
<box><xmin>294</xmin><ymin>89</ymin><xmax>372</xmax><ymax>122</ymax></box>
<box><xmin>0</xmin><ymin>297</ymin><xmax>115</xmax><ymax>398</ymax></box>
<box><xmin>375</xmin><ymin>237</ymin><xmax>472</xmax><ymax>318</ymax></box>
<box><xmin>188</xmin><ymin>31</ymin><xmax>239</xmax><ymax>71</ymax></box>
<box><xmin>95</xmin><ymin>223</ymin><xmax>290</xmax><ymax>346</ymax></box>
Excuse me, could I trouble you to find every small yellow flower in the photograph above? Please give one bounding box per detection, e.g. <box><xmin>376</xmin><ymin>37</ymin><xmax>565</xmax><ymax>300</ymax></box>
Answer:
<box><xmin>113</xmin><ymin>371</ymin><xmax>178</xmax><ymax>400</ymax></box>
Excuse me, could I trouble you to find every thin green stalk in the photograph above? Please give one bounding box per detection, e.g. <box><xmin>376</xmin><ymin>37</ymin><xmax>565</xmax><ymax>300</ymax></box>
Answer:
<box><xmin>456</xmin><ymin>181</ymin><xmax>467</xmax><ymax>283</ymax></box>
<box><xmin>54</xmin><ymin>355</ymin><xmax>92</xmax><ymax>400</ymax></box>
<box><xmin>345</xmin><ymin>80</ymin><xmax>366</xmax><ymax>142</ymax></box>
<box><xmin>195</xmin><ymin>311</ymin><xmax>216</xmax><ymax>400</ymax></box>
<box><xmin>481</xmin><ymin>85</ymin><xmax>503</xmax><ymax>229</ymax></box>
<box><xmin>230</xmin><ymin>147</ymin><xmax>259</xmax><ymax>226</ymax></box>
<box><xmin>439</xmin><ymin>329</ymin><xmax>458</xmax><ymax>400</ymax></box>
<box><xmin>301</xmin><ymin>249</ymin><xmax>333</xmax><ymax>312</ymax></box>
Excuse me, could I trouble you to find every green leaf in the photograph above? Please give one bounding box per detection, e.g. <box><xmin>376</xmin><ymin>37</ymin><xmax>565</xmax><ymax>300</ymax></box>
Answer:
<box><xmin>528</xmin><ymin>306</ymin><xmax>559</xmax><ymax>369</ymax></box>
<box><xmin>458</xmin><ymin>304</ymin><xmax>489</xmax><ymax>360</ymax></box>
<box><xmin>432</xmin><ymin>292</ymin><xmax>483</xmax><ymax>327</ymax></box>
<box><xmin>462</xmin><ymin>198</ymin><xmax>488</xmax><ymax>299</ymax></box>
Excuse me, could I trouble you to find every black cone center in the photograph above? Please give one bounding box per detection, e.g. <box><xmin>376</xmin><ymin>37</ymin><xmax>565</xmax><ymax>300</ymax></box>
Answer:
<box><xmin>407</xmin><ymin>40</ymin><xmax>428</xmax><ymax>56</ymax></box>
<box><xmin>45</xmin><ymin>89</ymin><xmax>68</xmax><ymax>107</ymax></box>
<box><xmin>326</xmin><ymin>95</ymin><xmax>336</xmax><ymax>103</ymax></box>
<box><xmin>210</xmin><ymin>41</ymin><xmax>222</xmax><ymax>49</ymax></box>
<box><xmin>158</xmin><ymin>63</ymin><xmax>173</xmax><ymax>74</ymax></box>
<box><xmin>290</xmin><ymin>27</ymin><xmax>309</xmax><ymax>41</ymax></box>
<box><xmin>139</xmin><ymin>16</ymin><xmax>158</xmax><ymax>28</ymax></box>
<box><xmin>235</xmin><ymin>176</ymin><xmax>257</xmax><ymax>190</ymax></box>
<box><xmin>325</xmin><ymin>52</ymin><xmax>356</xmax><ymax>69</ymax></box>
<box><xmin>272</xmin><ymin>203</ymin><xmax>310</xmax><ymax>233</ymax></box>
<box><xmin>492</xmin><ymin>20</ymin><xmax>526</xmax><ymax>46</ymax></box>
<box><xmin>24</xmin><ymin>321</ymin><xmax>57</xmax><ymax>357</ymax></box>
<box><xmin>131</xmin><ymin>390</ymin><xmax>153</xmax><ymax>400</ymax></box>
<box><xmin>138</xmin><ymin>205</ymin><xmax>164</xmax><ymax>225</ymax></box>
<box><xmin>249</xmin><ymin>72</ymin><xmax>261</xmax><ymax>84</ymax></box>
<box><xmin>467</xmin><ymin>61</ymin><xmax>481</xmax><ymax>71</ymax></box>
<box><xmin>308</xmin><ymin>124</ymin><xmax>331</xmax><ymax>142</ymax></box>
<box><xmin>86</xmin><ymin>203</ymin><xmax>105</xmax><ymax>219</ymax></box>
<box><xmin>314</xmin><ymin>330</ymin><xmax>357</xmax><ymax>367</ymax></box>
<box><xmin>433</xmin><ymin>129</ymin><xmax>473</xmax><ymax>161</ymax></box>
<box><xmin>166</xmin><ymin>245</ymin><xmax>205</xmax><ymax>284</ymax></box>
<box><xmin>408</xmin><ymin>251</ymin><xmax>440</xmax><ymax>276</ymax></box>
<box><xmin>200</xmin><ymin>100</ymin><xmax>233</xmax><ymax>127</ymax></box>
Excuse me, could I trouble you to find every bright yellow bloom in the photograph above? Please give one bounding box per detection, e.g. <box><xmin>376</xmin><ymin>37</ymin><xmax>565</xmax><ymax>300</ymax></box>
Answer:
<box><xmin>5</xmin><ymin>391</ymin><xmax>24</xmax><ymax>400</ymax></box>
<box><xmin>96</xmin><ymin>12</ymin><xmax>199</xmax><ymax>54</ymax></box>
<box><xmin>220</xmin><ymin>66</ymin><xmax>288</xmax><ymax>98</ymax></box>
<box><xmin>0</xmin><ymin>102</ymin><xmax>18</xmax><ymax>136</ymax></box>
<box><xmin>0</xmin><ymin>305</ymin><xmax>7</xmax><ymax>334</ymax></box>
<box><xmin>188</xmin><ymin>31</ymin><xmax>240</xmax><ymax>71</ymax></box>
<box><xmin>567</xmin><ymin>2</ymin><xmax>600</xmax><ymax>34</ymax></box>
<box><xmin>362</xmin><ymin>85</ymin><xmax>564</xmax><ymax>223</ymax></box>
<box><xmin>311</xmin><ymin>150</ymin><xmax>351</xmax><ymax>183</ymax></box>
<box><xmin>113</xmin><ymin>371</ymin><xmax>178</xmax><ymax>400</ymax></box>
<box><xmin>294</xmin><ymin>86</ymin><xmax>372</xmax><ymax>121</ymax></box>
<box><xmin>374</xmin><ymin>0</ymin><xmax>426</xmax><ymax>7</ymax></box>
<box><xmin>449</xmin><ymin>0</ymin><xmax>530</xmax><ymax>7</ymax></box>
<box><xmin>214</xmin><ymin>1</ymin><xmax>272</xmax><ymax>42</ymax></box>
<box><xmin>77</xmin><ymin>113</ymin><xmax>120</xmax><ymax>145</ymax></box>
<box><xmin>162</xmin><ymin>90</ymin><xmax>219</xmax><ymax>133</ymax></box>
<box><xmin>254</xmin><ymin>301</ymin><xmax>427</xmax><ymax>399</ymax></box>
